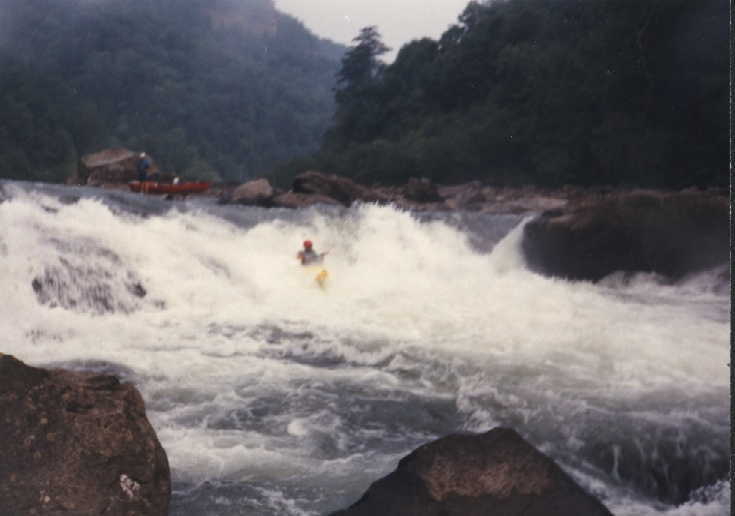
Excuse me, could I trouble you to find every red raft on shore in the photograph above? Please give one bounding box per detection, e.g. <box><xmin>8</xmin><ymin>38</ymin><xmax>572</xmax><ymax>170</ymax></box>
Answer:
<box><xmin>128</xmin><ymin>181</ymin><xmax>211</xmax><ymax>195</ymax></box>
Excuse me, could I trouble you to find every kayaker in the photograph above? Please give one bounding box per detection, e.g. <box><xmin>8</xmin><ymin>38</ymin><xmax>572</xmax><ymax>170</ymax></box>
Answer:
<box><xmin>297</xmin><ymin>240</ymin><xmax>327</xmax><ymax>265</ymax></box>
<box><xmin>137</xmin><ymin>152</ymin><xmax>151</xmax><ymax>182</ymax></box>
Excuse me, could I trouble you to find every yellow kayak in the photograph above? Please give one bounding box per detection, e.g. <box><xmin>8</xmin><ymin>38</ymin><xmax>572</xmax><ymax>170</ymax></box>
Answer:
<box><xmin>304</xmin><ymin>266</ymin><xmax>329</xmax><ymax>289</ymax></box>
<box><xmin>315</xmin><ymin>269</ymin><xmax>328</xmax><ymax>288</ymax></box>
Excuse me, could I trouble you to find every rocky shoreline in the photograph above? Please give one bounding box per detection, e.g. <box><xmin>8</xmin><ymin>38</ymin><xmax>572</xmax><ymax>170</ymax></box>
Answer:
<box><xmin>75</xmin><ymin>147</ymin><xmax>728</xmax><ymax>220</ymax></box>
<box><xmin>215</xmin><ymin>171</ymin><xmax>727</xmax><ymax>217</ymax></box>
<box><xmin>216</xmin><ymin>172</ymin><xmax>574</xmax><ymax>214</ymax></box>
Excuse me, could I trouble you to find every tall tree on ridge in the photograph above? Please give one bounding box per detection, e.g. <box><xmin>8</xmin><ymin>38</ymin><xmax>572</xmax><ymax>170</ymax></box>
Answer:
<box><xmin>326</xmin><ymin>26</ymin><xmax>390</xmax><ymax>148</ymax></box>
<box><xmin>335</xmin><ymin>26</ymin><xmax>389</xmax><ymax>93</ymax></box>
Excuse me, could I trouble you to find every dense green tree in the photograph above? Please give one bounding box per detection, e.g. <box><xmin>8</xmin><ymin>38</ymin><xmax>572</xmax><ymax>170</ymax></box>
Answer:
<box><xmin>324</xmin><ymin>26</ymin><xmax>390</xmax><ymax>149</ymax></box>
<box><xmin>335</xmin><ymin>26</ymin><xmax>390</xmax><ymax>93</ymax></box>
<box><xmin>300</xmin><ymin>0</ymin><xmax>727</xmax><ymax>189</ymax></box>
<box><xmin>0</xmin><ymin>0</ymin><xmax>344</xmax><ymax>183</ymax></box>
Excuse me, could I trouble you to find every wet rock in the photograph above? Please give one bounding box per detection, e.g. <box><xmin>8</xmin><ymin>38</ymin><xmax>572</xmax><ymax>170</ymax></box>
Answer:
<box><xmin>404</xmin><ymin>177</ymin><xmax>442</xmax><ymax>203</ymax></box>
<box><xmin>0</xmin><ymin>354</ymin><xmax>170</xmax><ymax>515</ymax></box>
<box><xmin>330</xmin><ymin>427</ymin><xmax>612</xmax><ymax>516</ymax></box>
<box><xmin>32</xmin><ymin>264</ymin><xmax>146</xmax><ymax>315</ymax></box>
<box><xmin>127</xmin><ymin>282</ymin><xmax>147</xmax><ymax>298</ymax></box>
<box><xmin>436</xmin><ymin>181</ymin><xmax>482</xmax><ymax>199</ymax></box>
<box><xmin>478</xmin><ymin>186</ymin><xmax>568</xmax><ymax>214</ymax></box>
<box><xmin>714</xmin><ymin>267</ymin><xmax>730</xmax><ymax>294</ymax></box>
<box><xmin>441</xmin><ymin>182</ymin><xmax>486</xmax><ymax>211</ymax></box>
<box><xmin>292</xmin><ymin>171</ymin><xmax>388</xmax><ymax>206</ymax></box>
<box><xmin>272</xmin><ymin>191</ymin><xmax>341</xmax><ymax>209</ymax></box>
<box><xmin>522</xmin><ymin>190</ymin><xmax>729</xmax><ymax>281</ymax></box>
<box><xmin>58</xmin><ymin>194</ymin><xmax>82</xmax><ymax>205</ymax></box>
<box><xmin>229</xmin><ymin>178</ymin><xmax>276</xmax><ymax>206</ymax></box>
<box><xmin>31</xmin><ymin>239</ymin><xmax>147</xmax><ymax>315</ymax></box>
<box><xmin>582</xmin><ymin>425</ymin><xmax>728</xmax><ymax>505</ymax></box>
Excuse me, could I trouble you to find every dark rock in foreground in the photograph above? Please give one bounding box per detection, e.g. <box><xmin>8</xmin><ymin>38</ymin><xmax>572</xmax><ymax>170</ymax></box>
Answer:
<box><xmin>330</xmin><ymin>427</ymin><xmax>612</xmax><ymax>516</ymax></box>
<box><xmin>0</xmin><ymin>354</ymin><xmax>170</xmax><ymax>515</ymax></box>
<box><xmin>522</xmin><ymin>189</ymin><xmax>728</xmax><ymax>281</ymax></box>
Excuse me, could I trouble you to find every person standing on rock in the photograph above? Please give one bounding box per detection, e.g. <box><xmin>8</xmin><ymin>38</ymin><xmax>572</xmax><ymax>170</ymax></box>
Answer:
<box><xmin>297</xmin><ymin>240</ymin><xmax>327</xmax><ymax>265</ymax></box>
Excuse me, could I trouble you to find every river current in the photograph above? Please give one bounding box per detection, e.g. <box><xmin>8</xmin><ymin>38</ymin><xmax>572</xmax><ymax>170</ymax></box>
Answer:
<box><xmin>1</xmin><ymin>181</ymin><xmax>730</xmax><ymax>515</ymax></box>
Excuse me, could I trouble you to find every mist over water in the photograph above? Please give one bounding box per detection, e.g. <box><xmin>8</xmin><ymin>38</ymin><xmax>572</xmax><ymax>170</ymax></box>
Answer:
<box><xmin>1</xmin><ymin>181</ymin><xmax>729</xmax><ymax>515</ymax></box>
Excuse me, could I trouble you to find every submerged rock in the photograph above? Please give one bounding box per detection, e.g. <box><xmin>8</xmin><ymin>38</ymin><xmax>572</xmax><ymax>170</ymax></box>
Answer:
<box><xmin>0</xmin><ymin>354</ymin><xmax>170</xmax><ymax>515</ymax></box>
<box><xmin>582</xmin><ymin>424</ymin><xmax>728</xmax><ymax>505</ymax></box>
<box><xmin>330</xmin><ymin>427</ymin><xmax>612</xmax><ymax>516</ymax></box>
<box><xmin>522</xmin><ymin>190</ymin><xmax>728</xmax><ymax>281</ymax></box>
<box><xmin>30</xmin><ymin>239</ymin><xmax>148</xmax><ymax>315</ymax></box>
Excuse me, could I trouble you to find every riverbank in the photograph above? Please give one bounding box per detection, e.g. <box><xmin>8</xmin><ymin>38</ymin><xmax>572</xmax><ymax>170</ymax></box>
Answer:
<box><xmin>215</xmin><ymin>172</ymin><xmax>727</xmax><ymax>215</ymax></box>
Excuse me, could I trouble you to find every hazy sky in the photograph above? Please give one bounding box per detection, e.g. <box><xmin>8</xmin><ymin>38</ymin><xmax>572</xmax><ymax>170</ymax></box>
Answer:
<box><xmin>274</xmin><ymin>0</ymin><xmax>470</xmax><ymax>61</ymax></box>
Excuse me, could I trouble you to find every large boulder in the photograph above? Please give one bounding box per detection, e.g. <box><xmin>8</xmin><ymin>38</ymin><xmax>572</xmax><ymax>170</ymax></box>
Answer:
<box><xmin>230</xmin><ymin>178</ymin><xmax>276</xmax><ymax>206</ymax></box>
<box><xmin>0</xmin><ymin>354</ymin><xmax>170</xmax><ymax>515</ymax></box>
<box><xmin>79</xmin><ymin>148</ymin><xmax>160</xmax><ymax>186</ymax></box>
<box><xmin>330</xmin><ymin>427</ymin><xmax>612</xmax><ymax>516</ymax></box>
<box><xmin>292</xmin><ymin>171</ymin><xmax>388</xmax><ymax>206</ymax></box>
<box><xmin>522</xmin><ymin>189</ymin><xmax>728</xmax><ymax>281</ymax></box>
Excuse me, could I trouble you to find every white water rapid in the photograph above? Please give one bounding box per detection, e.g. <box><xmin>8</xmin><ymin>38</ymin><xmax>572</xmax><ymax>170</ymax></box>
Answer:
<box><xmin>1</xmin><ymin>181</ymin><xmax>729</xmax><ymax>515</ymax></box>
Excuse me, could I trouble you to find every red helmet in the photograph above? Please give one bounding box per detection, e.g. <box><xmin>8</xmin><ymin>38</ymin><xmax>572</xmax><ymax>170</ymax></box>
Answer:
<box><xmin>303</xmin><ymin>240</ymin><xmax>313</xmax><ymax>249</ymax></box>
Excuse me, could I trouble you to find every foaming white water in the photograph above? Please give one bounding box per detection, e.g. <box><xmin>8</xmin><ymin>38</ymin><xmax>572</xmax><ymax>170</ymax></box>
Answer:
<box><xmin>1</xmin><ymin>185</ymin><xmax>729</xmax><ymax>515</ymax></box>
<box><xmin>4</xmin><ymin>192</ymin><xmax>725</xmax><ymax>378</ymax></box>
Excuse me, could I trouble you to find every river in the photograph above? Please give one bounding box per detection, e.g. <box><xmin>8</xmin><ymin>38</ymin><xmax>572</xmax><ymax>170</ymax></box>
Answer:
<box><xmin>1</xmin><ymin>180</ymin><xmax>729</xmax><ymax>515</ymax></box>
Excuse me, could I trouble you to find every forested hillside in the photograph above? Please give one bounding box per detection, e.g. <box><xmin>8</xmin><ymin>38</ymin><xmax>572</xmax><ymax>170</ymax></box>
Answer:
<box><xmin>0</xmin><ymin>0</ymin><xmax>344</xmax><ymax>183</ymax></box>
<box><xmin>283</xmin><ymin>0</ymin><xmax>727</xmax><ymax>188</ymax></box>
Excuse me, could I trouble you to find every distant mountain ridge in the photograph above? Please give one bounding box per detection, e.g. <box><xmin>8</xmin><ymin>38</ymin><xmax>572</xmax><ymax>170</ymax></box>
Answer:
<box><xmin>204</xmin><ymin>0</ymin><xmax>277</xmax><ymax>36</ymax></box>
<box><xmin>0</xmin><ymin>0</ymin><xmax>345</xmax><ymax>183</ymax></box>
